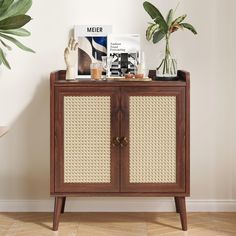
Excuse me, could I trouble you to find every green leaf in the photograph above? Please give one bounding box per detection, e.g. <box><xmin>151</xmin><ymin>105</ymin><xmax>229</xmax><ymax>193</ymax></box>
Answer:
<box><xmin>0</xmin><ymin>0</ymin><xmax>32</xmax><ymax>21</ymax></box>
<box><xmin>0</xmin><ymin>39</ymin><xmax>12</xmax><ymax>50</ymax></box>
<box><xmin>180</xmin><ymin>23</ymin><xmax>197</xmax><ymax>34</ymax></box>
<box><xmin>171</xmin><ymin>14</ymin><xmax>187</xmax><ymax>26</ymax></box>
<box><xmin>143</xmin><ymin>1</ymin><xmax>168</xmax><ymax>33</ymax></box>
<box><xmin>0</xmin><ymin>15</ymin><xmax>31</xmax><ymax>30</ymax></box>
<box><xmin>146</xmin><ymin>23</ymin><xmax>158</xmax><ymax>41</ymax></box>
<box><xmin>0</xmin><ymin>32</ymin><xmax>35</xmax><ymax>52</ymax></box>
<box><xmin>0</xmin><ymin>0</ymin><xmax>14</xmax><ymax>15</ymax></box>
<box><xmin>166</xmin><ymin>9</ymin><xmax>174</xmax><ymax>28</ymax></box>
<box><xmin>153</xmin><ymin>30</ymin><xmax>165</xmax><ymax>44</ymax></box>
<box><xmin>143</xmin><ymin>1</ymin><xmax>158</xmax><ymax>19</ymax></box>
<box><xmin>0</xmin><ymin>28</ymin><xmax>30</xmax><ymax>36</ymax></box>
<box><xmin>0</xmin><ymin>47</ymin><xmax>11</xmax><ymax>69</ymax></box>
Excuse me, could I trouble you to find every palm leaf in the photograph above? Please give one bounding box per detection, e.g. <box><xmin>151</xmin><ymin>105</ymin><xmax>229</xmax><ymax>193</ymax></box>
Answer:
<box><xmin>180</xmin><ymin>23</ymin><xmax>197</xmax><ymax>34</ymax></box>
<box><xmin>0</xmin><ymin>28</ymin><xmax>30</xmax><ymax>36</ymax></box>
<box><xmin>0</xmin><ymin>0</ymin><xmax>32</xmax><ymax>21</ymax></box>
<box><xmin>153</xmin><ymin>30</ymin><xmax>165</xmax><ymax>44</ymax></box>
<box><xmin>143</xmin><ymin>1</ymin><xmax>168</xmax><ymax>33</ymax></box>
<box><xmin>146</xmin><ymin>23</ymin><xmax>158</xmax><ymax>41</ymax></box>
<box><xmin>0</xmin><ymin>0</ymin><xmax>14</xmax><ymax>15</ymax></box>
<box><xmin>0</xmin><ymin>15</ymin><xmax>31</xmax><ymax>30</ymax></box>
<box><xmin>0</xmin><ymin>47</ymin><xmax>11</xmax><ymax>69</ymax></box>
<box><xmin>0</xmin><ymin>32</ymin><xmax>35</xmax><ymax>52</ymax></box>
<box><xmin>166</xmin><ymin>9</ymin><xmax>174</xmax><ymax>28</ymax></box>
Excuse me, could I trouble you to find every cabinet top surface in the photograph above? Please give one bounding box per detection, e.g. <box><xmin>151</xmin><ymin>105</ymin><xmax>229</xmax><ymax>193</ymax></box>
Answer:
<box><xmin>51</xmin><ymin>70</ymin><xmax>190</xmax><ymax>87</ymax></box>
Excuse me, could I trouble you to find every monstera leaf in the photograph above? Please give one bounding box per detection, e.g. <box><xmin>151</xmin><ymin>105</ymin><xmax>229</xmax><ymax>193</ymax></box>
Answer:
<box><xmin>0</xmin><ymin>0</ymin><xmax>34</xmax><ymax>69</ymax></box>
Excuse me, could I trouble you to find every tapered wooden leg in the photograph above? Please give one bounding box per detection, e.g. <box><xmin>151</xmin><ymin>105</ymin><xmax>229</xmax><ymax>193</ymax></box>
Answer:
<box><xmin>176</xmin><ymin>197</ymin><xmax>187</xmax><ymax>231</ymax></box>
<box><xmin>61</xmin><ymin>197</ymin><xmax>66</xmax><ymax>214</ymax></box>
<box><xmin>174</xmin><ymin>197</ymin><xmax>180</xmax><ymax>213</ymax></box>
<box><xmin>53</xmin><ymin>197</ymin><xmax>63</xmax><ymax>231</ymax></box>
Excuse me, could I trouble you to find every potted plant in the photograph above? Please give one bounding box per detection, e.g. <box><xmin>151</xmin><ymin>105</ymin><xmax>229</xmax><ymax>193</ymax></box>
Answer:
<box><xmin>143</xmin><ymin>1</ymin><xmax>197</xmax><ymax>78</ymax></box>
<box><xmin>0</xmin><ymin>0</ymin><xmax>34</xmax><ymax>69</ymax></box>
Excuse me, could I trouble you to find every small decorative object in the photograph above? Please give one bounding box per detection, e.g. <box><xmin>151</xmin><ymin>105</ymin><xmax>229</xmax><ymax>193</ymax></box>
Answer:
<box><xmin>135</xmin><ymin>74</ymin><xmax>144</xmax><ymax>79</ymax></box>
<box><xmin>125</xmin><ymin>73</ymin><xmax>135</xmax><ymax>79</ymax></box>
<box><xmin>74</xmin><ymin>25</ymin><xmax>112</xmax><ymax>78</ymax></box>
<box><xmin>101</xmin><ymin>55</ymin><xmax>113</xmax><ymax>80</ymax></box>
<box><xmin>137</xmin><ymin>51</ymin><xmax>146</xmax><ymax>76</ymax></box>
<box><xmin>64</xmin><ymin>38</ymin><xmax>79</xmax><ymax>80</ymax></box>
<box><xmin>90</xmin><ymin>62</ymin><xmax>103</xmax><ymax>80</ymax></box>
<box><xmin>143</xmin><ymin>1</ymin><xmax>197</xmax><ymax>78</ymax></box>
<box><xmin>0</xmin><ymin>0</ymin><xmax>35</xmax><ymax>69</ymax></box>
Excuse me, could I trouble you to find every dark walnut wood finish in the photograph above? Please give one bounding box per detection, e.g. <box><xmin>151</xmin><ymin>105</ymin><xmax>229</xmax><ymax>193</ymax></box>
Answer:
<box><xmin>50</xmin><ymin>70</ymin><xmax>190</xmax><ymax>231</ymax></box>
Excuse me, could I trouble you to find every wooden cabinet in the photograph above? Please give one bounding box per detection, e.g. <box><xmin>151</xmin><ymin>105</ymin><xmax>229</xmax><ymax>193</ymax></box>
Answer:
<box><xmin>50</xmin><ymin>70</ymin><xmax>190</xmax><ymax>231</ymax></box>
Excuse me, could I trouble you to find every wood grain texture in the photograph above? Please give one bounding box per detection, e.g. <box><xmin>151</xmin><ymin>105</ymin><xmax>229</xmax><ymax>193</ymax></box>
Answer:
<box><xmin>61</xmin><ymin>197</ymin><xmax>66</xmax><ymax>214</ymax></box>
<box><xmin>50</xmin><ymin>70</ymin><xmax>191</xmax><ymax>230</ymax></box>
<box><xmin>185</xmin><ymin>71</ymin><xmax>191</xmax><ymax>195</ymax></box>
<box><xmin>53</xmin><ymin>197</ymin><xmax>63</xmax><ymax>231</ymax></box>
<box><xmin>174</xmin><ymin>197</ymin><xmax>180</xmax><ymax>213</ymax></box>
<box><xmin>51</xmin><ymin>70</ymin><xmax>187</xmax><ymax>87</ymax></box>
<box><xmin>50</xmin><ymin>72</ymin><xmax>190</xmax><ymax>196</ymax></box>
<box><xmin>50</xmin><ymin>72</ymin><xmax>56</xmax><ymax>195</ymax></box>
<box><xmin>1</xmin><ymin>212</ymin><xmax>236</xmax><ymax>235</ymax></box>
<box><xmin>50</xmin><ymin>192</ymin><xmax>189</xmax><ymax>197</ymax></box>
<box><xmin>177</xmin><ymin>197</ymin><xmax>187</xmax><ymax>231</ymax></box>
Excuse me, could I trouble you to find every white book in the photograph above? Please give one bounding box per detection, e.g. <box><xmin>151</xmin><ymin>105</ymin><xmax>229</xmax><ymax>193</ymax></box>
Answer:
<box><xmin>107</xmin><ymin>34</ymin><xmax>140</xmax><ymax>77</ymax></box>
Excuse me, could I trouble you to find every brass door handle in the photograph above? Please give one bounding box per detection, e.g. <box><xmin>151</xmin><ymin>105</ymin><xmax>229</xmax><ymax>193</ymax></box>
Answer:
<box><xmin>120</xmin><ymin>137</ymin><xmax>128</xmax><ymax>147</ymax></box>
<box><xmin>112</xmin><ymin>137</ymin><xmax>120</xmax><ymax>147</ymax></box>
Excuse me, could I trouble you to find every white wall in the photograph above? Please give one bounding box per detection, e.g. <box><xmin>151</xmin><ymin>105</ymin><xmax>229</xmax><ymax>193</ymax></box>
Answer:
<box><xmin>0</xmin><ymin>0</ymin><xmax>235</xmax><ymax>211</ymax></box>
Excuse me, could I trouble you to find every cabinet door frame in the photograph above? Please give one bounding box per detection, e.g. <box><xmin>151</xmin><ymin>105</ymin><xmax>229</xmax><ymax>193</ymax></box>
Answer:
<box><xmin>54</xmin><ymin>86</ymin><xmax>120</xmax><ymax>193</ymax></box>
<box><xmin>120</xmin><ymin>86</ymin><xmax>186</xmax><ymax>193</ymax></box>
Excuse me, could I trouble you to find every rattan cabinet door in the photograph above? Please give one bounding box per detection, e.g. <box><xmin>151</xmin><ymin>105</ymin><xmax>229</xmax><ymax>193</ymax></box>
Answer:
<box><xmin>120</xmin><ymin>87</ymin><xmax>186</xmax><ymax>193</ymax></box>
<box><xmin>54</xmin><ymin>87</ymin><xmax>120</xmax><ymax>193</ymax></box>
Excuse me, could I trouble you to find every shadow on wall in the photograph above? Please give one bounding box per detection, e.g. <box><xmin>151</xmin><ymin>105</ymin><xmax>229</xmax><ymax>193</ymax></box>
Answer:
<box><xmin>0</xmin><ymin>78</ymin><xmax>50</xmax><ymax>199</ymax></box>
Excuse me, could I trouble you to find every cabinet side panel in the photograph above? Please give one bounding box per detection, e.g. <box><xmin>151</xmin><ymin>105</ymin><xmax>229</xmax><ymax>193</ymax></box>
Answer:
<box><xmin>186</xmin><ymin>74</ymin><xmax>190</xmax><ymax>195</ymax></box>
<box><xmin>129</xmin><ymin>96</ymin><xmax>176</xmax><ymax>183</ymax></box>
<box><xmin>63</xmin><ymin>96</ymin><xmax>111</xmax><ymax>183</ymax></box>
<box><xmin>50</xmin><ymin>73</ymin><xmax>56</xmax><ymax>194</ymax></box>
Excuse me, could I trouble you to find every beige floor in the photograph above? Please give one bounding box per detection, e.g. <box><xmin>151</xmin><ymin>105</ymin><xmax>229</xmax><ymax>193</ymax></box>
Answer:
<box><xmin>0</xmin><ymin>212</ymin><xmax>235</xmax><ymax>236</ymax></box>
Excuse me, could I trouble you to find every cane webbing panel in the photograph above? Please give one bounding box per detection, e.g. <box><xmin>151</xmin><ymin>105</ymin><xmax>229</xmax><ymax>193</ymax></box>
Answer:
<box><xmin>129</xmin><ymin>96</ymin><xmax>176</xmax><ymax>183</ymax></box>
<box><xmin>64</xmin><ymin>96</ymin><xmax>111</xmax><ymax>183</ymax></box>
